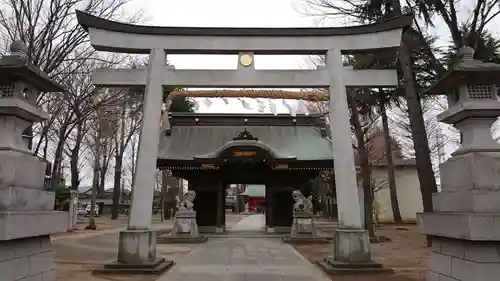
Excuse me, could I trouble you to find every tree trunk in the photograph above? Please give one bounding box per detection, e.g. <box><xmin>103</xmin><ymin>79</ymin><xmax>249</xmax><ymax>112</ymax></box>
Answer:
<box><xmin>42</xmin><ymin>135</ymin><xmax>48</xmax><ymax>160</ymax></box>
<box><xmin>99</xmin><ymin>141</ymin><xmax>108</xmax><ymax>194</ymax></box>
<box><xmin>400</xmin><ymin>33</ymin><xmax>438</xmax><ymax>211</ymax></box>
<box><xmin>111</xmin><ymin>153</ymin><xmax>123</xmax><ymax>219</ymax></box>
<box><xmin>400</xmin><ymin>31</ymin><xmax>438</xmax><ymax>245</ymax></box>
<box><xmin>99</xmin><ymin>166</ymin><xmax>106</xmax><ymax>193</ymax></box>
<box><xmin>130</xmin><ymin>137</ymin><xmax>138</xmax><ymax>193</ymax></box>
<box><xmin>161</xmin><ymin>171</ymin><xmax>169</xmax><ymax>219</ymax></box>
<box><xmin>50</xmin><ymin>131</ymin><xmax>66</xmax><ymax>190</ymax></box>
<box><xmin>380</xmin><ymin>103</ymin><xmax>404</xmax><ymax>224</ymax></box>
<box><xmin>121</xmin><ymin>173</ymin><xmax>125</xmax><ymax>212</ymax></box>
<box><xmin>321</xmin><ymin>193</ymin><xmax>329</xmax><ymax>218</ymax></box>
<box><xmin>349</xmin><ymin>95</ymin><xmax>375</xmax><ymax>238</ymax></box>
<box><xmin>70</xmin><ymin>144</ymin><xmax>80</xmax><ymax>190</ymax></box>
<box><xmin>90</xmin><ymin>162</ymin><xmax>99</xmax><ymax>220</ymax></box>
<box><xmin>88</xmin><ymin>127</ymin><xmax>102</xmax><ymax>228</ymax></box>
<box><xmin>70</xmin><ymin>121</ymin><xmax>84</xmax><ymax>190</ymax></box>
<box><xmin>112</xmin><ymin>105</ymin><xmax>127</xmax><ymax>220</ymax></box>
<box><xmin>391</xmin><ymin>0</ymin><xmax>437</xmax><ymax>216</ymax></box>
<box><xmin>34</xmin><ymin>121</ymin><xmax>52</xmax><ymax>157</ymax></box>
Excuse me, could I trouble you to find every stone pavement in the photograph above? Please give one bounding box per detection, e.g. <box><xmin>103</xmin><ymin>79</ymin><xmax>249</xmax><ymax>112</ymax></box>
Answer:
<box><xmin>157</xmin><ymin>214</ymin><xmax>331</xmax><ymax>281</ymax></box>
<box><xmin>52</xmin><ymin>214</ymin><xmax>248</xmax><ymax>269</ymax></box>
<box><xmin>157</xmin><ymin>238</ymin><xmax>331</xmax><ymax>281</ymax></box>
<box><xmin>229</xmin><ymin>214</ymin><xmax>265</xmax><ymax>231</ymax></box>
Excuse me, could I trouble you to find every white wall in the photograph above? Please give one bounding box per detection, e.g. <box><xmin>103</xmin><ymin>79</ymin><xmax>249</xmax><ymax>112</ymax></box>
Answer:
<box><xmin>372</xmin><ymin>166</ymin><xmax>423</xmax><ymax>223</ymax></box>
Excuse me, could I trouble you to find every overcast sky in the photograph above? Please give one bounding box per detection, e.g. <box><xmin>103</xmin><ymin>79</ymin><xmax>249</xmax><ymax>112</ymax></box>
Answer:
<box><xmin>122</xmin><ymin>0</ymin><xmax>499</xmax><ymax>115</ymax></box>
<box><xmin>124</xmin><ymin>0</ymin><xmax>324</xmax><ymax>114</ymax></box>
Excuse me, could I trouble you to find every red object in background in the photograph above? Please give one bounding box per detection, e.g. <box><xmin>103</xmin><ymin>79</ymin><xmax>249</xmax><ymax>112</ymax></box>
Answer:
<box><xmin>238</xmin><ymin>185</ymin><xmax>266</xmax><ymax>213</ymax></box>
<box><xmin>245</xmin><ymin>196</ymin><xmax>265</xmax><ymax>212</ymax></box>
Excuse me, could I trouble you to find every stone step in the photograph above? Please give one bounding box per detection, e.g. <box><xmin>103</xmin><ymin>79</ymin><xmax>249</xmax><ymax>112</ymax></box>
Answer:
<box><xmin>93</xmin><ymin>258</ymin><xmax>175</xmax><ymax>275</ymax></box>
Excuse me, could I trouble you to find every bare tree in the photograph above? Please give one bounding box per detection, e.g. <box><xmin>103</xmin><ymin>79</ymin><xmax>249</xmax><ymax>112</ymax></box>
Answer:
<box><xmin>129</xmin><ymin>136</ymin><xmax>138</xmax><ymax>189</ymax></box>
<box><xmin>47</xmin><ymin>57</ymin><xmax>133</xmax><ymax>191</ymax></box>
<box><xmin>0</xmin><ymin>0</ymin><xmax>139</xmax><ymax>76</ymax></box>
<box><xmin>0</xmin><ymin>0</ymin><xmax>142</xmax><ymax>193</ymax></box>
<box><xmin>390</xmin><ymin>97</ymin><xmax>459</xmax><ymax>180</ymax></box>
<box><xmin>85</xmin><ymin>113</ymin><xmax>102</xmax><ymax>229</ymax></box>
<box><xmin>109</xmin><ymin>90</ymin><xmax>142</xmax><ymax>219</ymax></box>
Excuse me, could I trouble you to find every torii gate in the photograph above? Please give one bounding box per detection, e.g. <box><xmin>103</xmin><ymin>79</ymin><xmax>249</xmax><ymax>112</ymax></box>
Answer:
<box><xmin>77</xmin><ymin>11</ymin><xmax>411</xmax><ymax>273</ymax></box>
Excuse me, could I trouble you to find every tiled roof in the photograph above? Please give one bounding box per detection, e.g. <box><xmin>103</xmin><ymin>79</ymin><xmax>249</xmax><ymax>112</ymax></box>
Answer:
<box><xmin>157</xmin><ymin>113</ymin><xmax>333</xmax><ymax>161</ymax></box>
<box><xmin>156</xmin><ymin>113</ymin><xmax>415</xmax><ymax>167</ymax></box>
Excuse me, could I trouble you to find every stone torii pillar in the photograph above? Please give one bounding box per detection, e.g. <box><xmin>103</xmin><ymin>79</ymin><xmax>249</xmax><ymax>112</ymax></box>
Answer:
<box><xmin>95</xmin><ymin>48</ymin><xmax>174</xmax><ymax>274</ymax></box>
<box><xmin>316</xmin><ymin>49</ymin><xmax>389</xmax><ymax>273</ymax></box>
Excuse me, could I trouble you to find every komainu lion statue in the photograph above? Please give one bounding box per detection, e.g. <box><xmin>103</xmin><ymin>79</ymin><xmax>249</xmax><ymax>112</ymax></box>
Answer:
<box><xmin>178</xmin><ymin>191</ymin><xmax>196</xmax><ymax>211</ymax></box>
<box><xmin>292</xmin><ymin>190</ymin><xmax>313</xmax><ymax>213</ymax></box>
<box><xmin>292</xmin><ymin>190</ymin><xmax>305</xmax><ymax>212</ymax></box>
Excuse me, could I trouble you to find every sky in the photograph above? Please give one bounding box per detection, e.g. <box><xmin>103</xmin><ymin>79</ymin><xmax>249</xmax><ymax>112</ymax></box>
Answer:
<box><xmin>126</xmin><ymin>0</ymin><xmax>318</xmax><ymax>71</ymax></box>
<box><xmin>124</xmin><ymin>0</ymin><xmax>324</xmax><ymax>114</ymax></box>
<box><xmin>122</xmin><ymin>0</ymin><xmax>500</xmax><ymax>115</ymax></box>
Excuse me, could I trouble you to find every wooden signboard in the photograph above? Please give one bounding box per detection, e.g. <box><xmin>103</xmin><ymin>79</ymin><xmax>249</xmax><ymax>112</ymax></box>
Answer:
<box><xmin>232</xmin><ymin>151</ymin><xmax>257</xmax><ymax>157</ymax></box>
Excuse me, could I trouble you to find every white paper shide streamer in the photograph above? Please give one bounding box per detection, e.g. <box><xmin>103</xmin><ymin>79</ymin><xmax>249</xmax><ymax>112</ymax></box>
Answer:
<box><xmin>282</xmin><ymin>99</ymin><xmax>295</xmax><ymax>116</ymax></box>
<box><xmin>239</xmin><ymin>98</ymin><xmax>253</xmax><ymax>110</ymax></box>
<box><xmin>203</xmin><ymin>98</ymin><xmax>212</xmax><ymax>107</ymax></box>
<box><xmin>269</xmin><ymin>100</ymin><xmax>278</xmax><ymax>115</ymax></box>
<box><xmin>256</xmin><ymin>99</ymin><xmax>266</xmax><ymax>113</ymax></box>
<box><xmin>297</xmin><ymin>100</ymin><xmax>309</xmax><ymax>115</ymax></box>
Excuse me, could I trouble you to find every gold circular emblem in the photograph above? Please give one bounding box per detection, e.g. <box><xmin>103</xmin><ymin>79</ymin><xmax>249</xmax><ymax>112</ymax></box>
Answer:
<box><xmin>239</xmin><ymin>54</ymin><xmax>253</xmax><ymax>67</ymax></box>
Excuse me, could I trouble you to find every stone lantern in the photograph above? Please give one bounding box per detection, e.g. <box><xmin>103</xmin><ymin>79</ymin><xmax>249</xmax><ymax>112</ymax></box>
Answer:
<box><xmin>0</xmin><ymin>41</ymin><xmax>67</xmax><ymax>281</ymax></box>
<box><xmin>418</xmin><ymin>46</ymin><xmax>500</xmax><ymax>281</ymax></box>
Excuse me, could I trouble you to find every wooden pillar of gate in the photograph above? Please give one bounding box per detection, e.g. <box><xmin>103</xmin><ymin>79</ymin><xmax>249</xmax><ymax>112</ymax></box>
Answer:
<box><xmin>265</xmin><ymin>183</ymin><xmax>274</xmax><ymax>232</ymax></box>
<box><xmin>216</xmin><ymin>181</ymin><xmax>225</xmax><ymax>232</ymax></box>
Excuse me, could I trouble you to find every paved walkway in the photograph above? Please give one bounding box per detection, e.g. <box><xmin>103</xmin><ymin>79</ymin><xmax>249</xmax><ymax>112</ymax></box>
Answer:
<box><xmin>158</xmin><ymin>215</ymin><xmax>330</xmax><ymax>281</ymax></box>
<box><xmin>230</xmin><ymin>214</ymin><xmax>265</xmax><ymax>231</ymax></box>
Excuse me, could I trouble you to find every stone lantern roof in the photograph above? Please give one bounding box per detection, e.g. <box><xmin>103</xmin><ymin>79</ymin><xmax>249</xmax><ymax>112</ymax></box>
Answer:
<box><xmin>423</xmin><ymin>46</ymin><xmax>500</xmax><ymax>126</ymax></box>
<box><xmin>0</xmin><ymin>40</ymin><xmax>65</xmax><ymax>92</ymax></box>
<box><xmin>427</xmin><ymin>46</ymin><xmax>500</xmax><ymax>95</ymax></box>
<box><xmin>0</xmin><ymin>40</ymin><xmax>66</xmax><ymax>123</ymax></box>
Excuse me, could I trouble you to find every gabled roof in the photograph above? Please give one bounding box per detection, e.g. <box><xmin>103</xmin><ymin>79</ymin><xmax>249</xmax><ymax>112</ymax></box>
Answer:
<box><xmin>157</xmin><ymin>113</ymin><xmax>416</xmax><ymax>167</ymax></box>
<box><xmin>157</xmin><ymin>113</ymin><xmax>332</xmax><ymax>162</ymax></box>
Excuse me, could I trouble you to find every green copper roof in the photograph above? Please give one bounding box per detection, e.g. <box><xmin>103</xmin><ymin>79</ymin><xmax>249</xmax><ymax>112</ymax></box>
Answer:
<box><xmin>240</xmin><ymin>185</ymin><xmax>265</xmax><ymax>197</ymax></box>
<box><xmin>158</xmin><ymin>123</ymin><xmax>333</xmax><ymax>161</ymax></box>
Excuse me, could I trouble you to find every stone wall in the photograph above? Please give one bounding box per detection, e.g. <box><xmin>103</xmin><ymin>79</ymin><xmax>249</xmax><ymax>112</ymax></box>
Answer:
<box><xmin>372</xmin><ymin>166</ymin><xmax>422</xmax><ymax>223</ymax></box>
<box><xmin>0</xmin><ymin>235</ymin><xmax>55</xmax><ymax>281</ymax></box>
<box><xmin>427</xmin><ymin>237</ymin><xmax>500</xmax><ymax>281</ymax></box>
